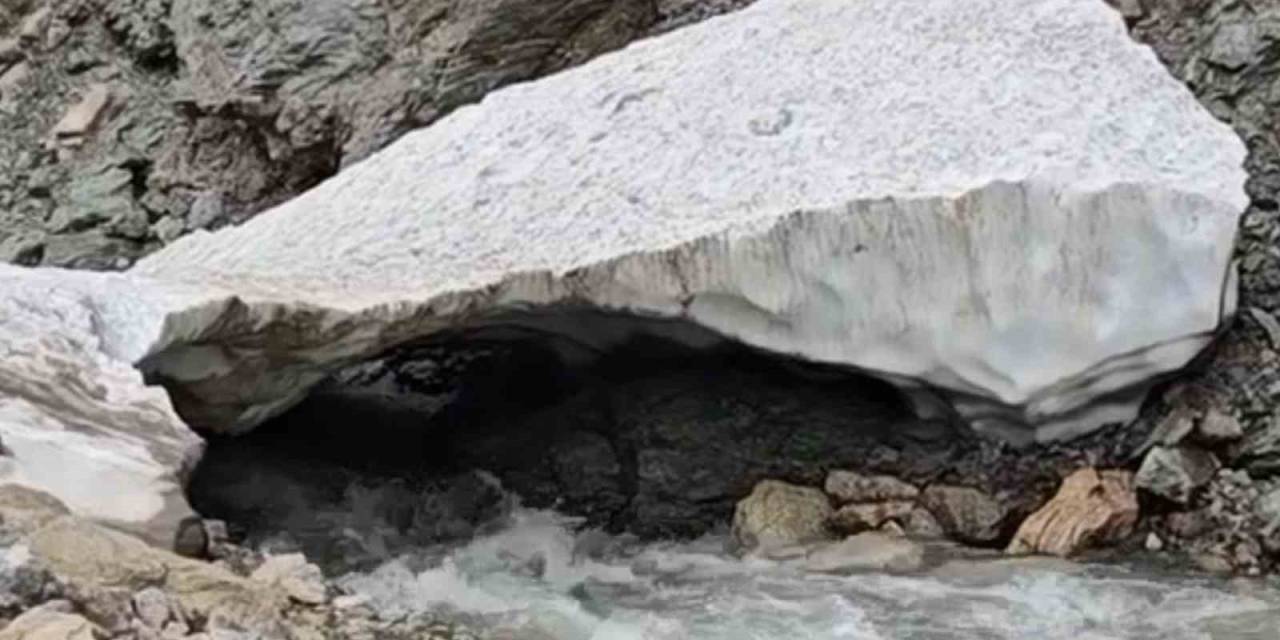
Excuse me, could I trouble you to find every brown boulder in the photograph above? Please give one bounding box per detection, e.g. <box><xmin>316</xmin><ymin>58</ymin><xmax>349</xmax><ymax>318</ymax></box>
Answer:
<box><xmin>27</xmin><ymin>517</ymin><xmax>287</xmax><ymax>635</ymax></box>
<box><xmin>919</xmin><ymin>485</ymin><xmax>1011</xmax><ymax>545</ymax></box>
<box><xmin>0</xmin><ymin>484</ymin><xmax>70</xmax><ymax>536</ymax></box>
<box><xmin>731</xmin><ymin>480</ymin><xmax>834</xmax><ymax>552</ymax></box>
<box><xmin>1006</xmin><ymin>468</ymin><xmax>1139</xmax><ymax>557</ymax></box>
<box><xmin>0</xmin><ymin>608</ymin><xmax>98</xmax><ymax>640</ymax></box>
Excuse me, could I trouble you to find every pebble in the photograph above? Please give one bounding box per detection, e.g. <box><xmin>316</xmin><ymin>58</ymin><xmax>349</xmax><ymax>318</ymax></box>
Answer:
<box><xmin>1145</xmin><ymin>532</ymin><xmax>1165</xmax><ymax>552</ymax></box>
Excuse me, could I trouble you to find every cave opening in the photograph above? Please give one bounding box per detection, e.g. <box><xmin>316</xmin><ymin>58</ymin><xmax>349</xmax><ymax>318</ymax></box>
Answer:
<box><xmin>182</xmin><ymin>310</ymin><xmax>1065</xmax><ymax>574</ymax></box>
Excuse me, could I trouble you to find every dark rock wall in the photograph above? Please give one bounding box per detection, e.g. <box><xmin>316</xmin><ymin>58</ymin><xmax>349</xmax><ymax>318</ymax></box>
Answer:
<box><xmin>1115</xmin><ymin>0</ymin><xmax>1280</xmax><ymax>572</ymax></box>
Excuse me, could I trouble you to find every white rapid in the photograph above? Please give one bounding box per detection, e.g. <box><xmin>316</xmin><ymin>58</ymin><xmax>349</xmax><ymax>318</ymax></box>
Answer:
<box><xmin>339</xmin><ymin>509</ymin><xmax>1280</xmax><ymax>640</ymax></box>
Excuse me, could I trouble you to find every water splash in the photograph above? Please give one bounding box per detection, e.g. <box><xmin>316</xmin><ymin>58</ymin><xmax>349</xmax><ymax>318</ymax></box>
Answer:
<box><xmin>338</xmin><ymin>508</ymin><xmax>1280</xmax><ymax>639</ymax></box>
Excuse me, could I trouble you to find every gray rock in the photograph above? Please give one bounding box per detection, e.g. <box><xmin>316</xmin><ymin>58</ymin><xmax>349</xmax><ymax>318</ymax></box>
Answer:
<box><xmin>1234</xmin><ymin>417</ymin><xmax>1280</xmax><ymax>476</ymax></box>
<box><xmin>38</xmin><ymin>230</ymin><xmax>137</xmax><ymax>269</ymax></box>
<box><xmin>1253</xmin><ymin>487</ymin><xmax>1280</xmax><ymax>535</ymax></box>
<box><xmin>131</xmin><ymin>587</ymin><xmax>173</xmax><ymax>629</ymax></box>
<box><xmin>151</xmin><ymin>216</ymin><xmax>185</xmax><ymax>244</ymax></box>
<box><xmin>1145</xmin><ymin>532</ymin><xmax>1164</xmax><ymax>552</ymax></box>
<box><xmin>249</xmin><ymin>553</ymin><xmax>326</xmax><ymax>605</ymax></box>
<box><xmin>829</xmin><ymin>501</ymin><xmax>915</xmax><ymax>535</ymax></box>
<box><xmin>0</xmin><ymin>608</ymin><xmax>98</xmax><ymax>640</ymax></box>
<box><xmin>1106</xmin><ymin>0</ymin><xmax>1143</xmax><ymax>19</ymax></box>
<box><xmin>49</xmin><ymin>84</ymin><xmax>112</xmax><ymax>146</ymax></box>
<box><xmin>1197</xmin><ymin>408</ymin><xmax>1243</xmax><ymax>443</ymax></box>
<box><xmin>1207</xmin><ymin>21</ymin><xmax>1261</xmax><ymax>70</ymax></box>
<box><xmin>173</xmin><ymin>516</ymin><xmax>208</xmax><ymax>558</ymax></box>
<box><xmin>1246</xmin><ymin>307</ymin><xmax>1280</xmax><ymax>351</ymax></box>
<box><xmin>731</xmin><ymin>480</ymin><xmax>834</xmax><ymax>553</ymax></box>
<box><xmin>0</xmin><ymin>484</ymin><xmax>71</xmax><ymax>536</ymax></box>
<box><xmin>824</xmin><ymin>471</ymin><xmax>918</xmax><ymax>505</ymax></box>
<box><xmin>903</xmin><ymin>507</ymin><xmax>945</xmax><ymax>539</ymax></box>
<box><xmin>1136</xmin><ymin>445</ymin><xmax>1219</xmax><ymax>504</ymax></box>
<box><xmin>803</xmin><ymin>533</ymin><xmax>924</xmax><ymax>574</ymax></box>
<box><xmin>0</xmin><ymin>230</ymin><xmax>44</xmax><ymax>266</ymax></box>
<box><xmin>45</xmin><ymin>167</ymin><xmax>141</xmax><ymax>235</ymax></box>
<box><xmin>186</xmin><ymin>192</ymin><xmax>226</xmax><ymax>230</ymax></box>
<box><xmin>1144</xmin><ymin>409</ymin><xmax>1195</xmax><ymax>449</ymax></box>
<box><xmin>919</xmin><ymin>485</ymin><xmax>1011</xmax><ymax>545</ymax></box>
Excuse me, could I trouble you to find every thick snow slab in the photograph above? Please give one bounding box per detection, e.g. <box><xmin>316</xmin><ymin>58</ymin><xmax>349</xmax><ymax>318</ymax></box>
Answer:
<box><xmin>0</xmin><ymin>0</ymin><xmax>1247</xmax><ymax>540</ymax></box>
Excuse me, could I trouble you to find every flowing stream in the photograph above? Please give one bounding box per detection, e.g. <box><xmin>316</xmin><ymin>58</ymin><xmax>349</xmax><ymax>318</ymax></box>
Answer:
<box><xmin>338</xmin><ymin>509</ymin><xmax>1280</xmax><ymax>640</ymax></box>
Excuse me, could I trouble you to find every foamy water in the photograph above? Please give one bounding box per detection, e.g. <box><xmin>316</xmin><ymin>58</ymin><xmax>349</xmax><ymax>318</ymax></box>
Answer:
<box><xmin>339</xmin><ymin>509</ymin><xmax>1280</xmax><ymax>640</ymax></box>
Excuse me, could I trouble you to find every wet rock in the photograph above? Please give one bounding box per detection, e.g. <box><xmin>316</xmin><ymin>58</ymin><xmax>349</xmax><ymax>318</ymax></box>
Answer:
<box><xmin>0</xmin><ymin>551</ymin><xmax>62</xmax><ymax>621</ymax></box>
<box><xmin>172</xmin><ymin>517</ymin><xmax>208</xmax><ymax>559</ymax></box>
<box><xmin>28</xmin><ymin>517</ymin><xmax>287</xmax><ymax>635</ymax></box>
<box><xmin>0</xmin><ymin>485</ymin><xmax>70</xmax><ymax>536</ymax></box>
<box><xmin>1136</xmin><ymin>446</ymin><xmax>1219</xmax><ymax>504</ymax></box>
<box><xmin>1192</xmin><ymin>551</ymin><xmax>1235</xmax><ymax>575</ymax></box>
<box><xmin>803</xmin><ymin>533</ymin><xmax>924</xmax><ymax>575</ymax></box>
<box><xmin>1006</xmin><ymin>469</ymin><xmax>1138</xmax><ymax>557</ymax></box>
<box><xmin>731</xmin><ymin>480</ymin><xmax>834</xmax><ymax>553</ymax></box>
<box><xmin>1145</xmin><ymin>532</ymin><xmax>1164</xmax><ymax>552</ymax></box>
<box><xmin>250</xmin><ymin>554</ymin><xmax>326</xmax><ymax>605</ymax></box>
<box><xmin>829</xmin><ymin>501</ymin><xmax>914</xmax><ymax>535</ymax></box>
<box><xmin>903</xmin><ymin>508</ymin><xmax>945</xmax><ymax>539</ymax></box>
<box><xmin>0</xmin><ymin>608</ymin><xmax>98</xmax><ymax>640</ymax></box>
<box><xmin>919</xmin><ymin>485</ymin><xmax>1011</xmax><ymax>545</ymax></box>
<box><xmin>824</xmin><ymin>471</ymin><xmax>918</xmax><ymax>505</ymax></box>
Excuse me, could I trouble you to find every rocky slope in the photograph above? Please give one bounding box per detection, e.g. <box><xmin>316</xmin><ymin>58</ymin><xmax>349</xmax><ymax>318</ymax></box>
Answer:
<box><xmin>1106</xmin><ymin>0</ymin><xmax>1280</xmax><ymax>575</ymax></box>
<box><xmin>0</xmin><ymin>0</ymin><xmax>750</xmax><ymax>269</ymax></box>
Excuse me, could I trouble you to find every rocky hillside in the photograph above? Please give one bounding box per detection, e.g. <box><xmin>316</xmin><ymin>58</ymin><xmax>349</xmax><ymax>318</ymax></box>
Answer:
<box><xmin>0</xmin><ymin>0</ymin><xmax>750</xmax><ymax>269</ymax></box>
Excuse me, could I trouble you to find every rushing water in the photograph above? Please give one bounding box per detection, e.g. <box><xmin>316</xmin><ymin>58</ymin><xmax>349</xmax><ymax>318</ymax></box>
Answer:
<box><xmin>338</xmin><ymin>509</ymin><xmax>1280</xmax><ymax>640</ymax></box>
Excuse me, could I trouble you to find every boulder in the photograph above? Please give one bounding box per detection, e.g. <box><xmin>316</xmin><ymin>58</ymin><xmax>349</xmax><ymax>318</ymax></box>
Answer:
<box><xmin>803</xmin><ymin>533</ymin><xmax>924</xmax><ymax>575</ymax></box>
<box><xmin>903</xmin><ymin>508</ymin><xmax>945</xmax><ymax>539</ymax></box>
<box><xmin>731</xmin><ymin>480</ymin><xmax>833</xmax><ymax>552</ymax></box>
<box><xmin>919</xmin><ymin>485</ymin><xmax>1011</xmax><ymax>545</ymax></box>
<box><xmin>1233</xmin><ymin>417</ymin><xmax>1280</xmax><ymax>477</ymax></box>
<box><xmin>824</xmin><ymin>471</ymin><xmax>918</xmax><ymax>505</ymax></box>
<box><xmin>829</xmin><ymin>501</ymin><xmax>914</xmax><ymax>535</ymax></box>
<box><xmin>48</xmin><ymin>84</ymin><xmax>112</xmax><ymax>149</ymax></box>
<box><xmin>1136</xmin><ymin>445</ymin><xmax>1219</xmax><ymax>504</ymax></box>
<box><xmin>0</xmin><ymin>485</ymin><xmax>70</xmax><ymax>537</ymax></box>
<box><xmin>0</xmin><ymin>0</ymin><xmax>1247</xmax><ymax>537</ymax></box>
<box><xmin>130</xmin><ymin>587</ymin><xmax>174</xmax><ymax>630</ymax></box>
<box><xmin>249</xmin><ymin>554</ymin><xmax>326</xmax><ymax>605</ymax></box>
<box><xmin>1006</xmin><ymin>469</ymin><xmax>1139</xmax><ymax>557</ymax></box>
<box><xmin>26</xmin><ymin>516</ymin><xmax>288</xmax><ymax>635</ymax></box>
<box><xmin>0</xmin><ymin>608</ymin><xmax>98</xmax><ymax>640</ymax></box>
<box><xmin>1197</xmin><ymin>409</ymin><xmax>1243</xmax><ymax>443</ymax></box>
